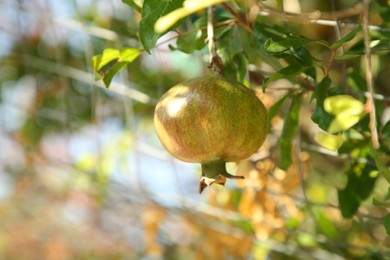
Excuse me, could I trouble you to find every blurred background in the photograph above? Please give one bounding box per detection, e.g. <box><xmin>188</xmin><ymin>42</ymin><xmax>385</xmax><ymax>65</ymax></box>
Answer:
<box><xmin>0</xmin><ymin>0</ymin><xmax>389</xmax><ymax>259</ymax></box>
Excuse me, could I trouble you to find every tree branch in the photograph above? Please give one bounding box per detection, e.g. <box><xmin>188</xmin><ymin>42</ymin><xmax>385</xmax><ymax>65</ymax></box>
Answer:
<box><xmin>362</xmin><ymin>0</ymin><xmax>380</xmax><ymax>149</ymax></box>
<box><xmin>207</xmin><ymin>6</ymin><xmax>224</xmax><ymax>76</ymax></box>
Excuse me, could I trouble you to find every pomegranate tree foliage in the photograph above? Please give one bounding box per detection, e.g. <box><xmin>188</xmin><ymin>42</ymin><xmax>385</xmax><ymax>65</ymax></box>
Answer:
<box><xmin>93</xmin><ymin>1</ymin><xmax>390</xmax><ymax>226</ymax></box>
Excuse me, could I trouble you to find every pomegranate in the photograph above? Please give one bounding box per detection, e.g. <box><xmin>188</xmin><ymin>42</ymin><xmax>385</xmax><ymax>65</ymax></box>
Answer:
<box><xmin>154</xmin><ymin>75</ymin><xmax>267</xmax><ymax>193</ymax></box>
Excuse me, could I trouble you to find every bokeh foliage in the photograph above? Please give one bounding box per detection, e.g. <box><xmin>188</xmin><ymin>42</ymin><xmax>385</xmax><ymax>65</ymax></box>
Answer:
<box><xmin>0</xmin><ymin>0</ymin><xmax>390</xmax><ymax>259</ymax></box>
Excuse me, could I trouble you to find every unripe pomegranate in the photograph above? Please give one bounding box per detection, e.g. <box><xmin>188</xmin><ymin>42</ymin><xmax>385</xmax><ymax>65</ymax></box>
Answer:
<box><xmin>154</xmin><ymin>75</ymin><xmax>267</xmax><ymax>193</ymax></box>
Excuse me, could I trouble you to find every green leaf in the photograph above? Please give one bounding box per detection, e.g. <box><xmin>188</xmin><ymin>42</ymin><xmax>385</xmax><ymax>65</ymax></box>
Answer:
<box><xmin>262</xmin><ymin>65</ymin><xmax>304</xmax><ymax>91</ymax></box>
<box><xmin>92</xmin><ymin>48</ymin><xmax>141</xmax><ymax>87</ymax></box>
<box><xmin>347</xmin><ymin>67</ymin><xmax>367</xmax><ymax>92</ymax></box>
<box><xmin>279</xmin><ymin>94</ymin><xmax>301</xmax><ymax>170</ymax></box>
<box><xmin>217</xmin><ymin>25</ymin><xmax>247</xmax><ymax>79</ymax></box>
<box><xmin>336</xmin><ymin>38</ymin><xmax>390</xmax><ymax>59</ymax></box>
<box><xmin>122</xmin><ymin>0</ymin><xmax>142</xmax><ymax>12</ymax></box>
<box><xmin>291</xmin><ymin>47</ymin><xmax>314</xmax><ymax>67</ymax></box>
<box><xmin>139</xmin><ymin>0</ymin><xmax>184</xmax><ymax>53</ymax></box>
<box><xmin>382</xmin><ymin>120</ymin><xmax>390</xmax><ymax>140</ymax></box>
<box><xmin>331</xmin><ymin>24</ymin><xmax>362</xmax><ymax>49</ymax></box>
<box><xmin>380</xmin><ymin>7</ymin><xmax>390</xmax><ymax>24</ymax></box>
<box><xmin>313</xmin><ymin>210</ymin><xmax>338</xmax><ymax>239</ymax></box>
<box><xmin>381</xmin><ymin>120</ymin><xmax>390</xmax><ymax>153</ymax></box>
<box><xmin>324</xmin><ymin>95</ymin><xmax>366</xmax><ymax>133</ymax></box>
<box><xmin>233</xmin><ymin>52</ymin><xmax>248</xmax><ymax>84</ymax></box>
<box><xmin>154</xmin><ymin>0</ymin><xmax>227</xmax><ymax>34</ymax></box>
<box><xmin>173</xmin><ymin>16</ymin><xmax>231</xmax><ymax>54</ymax></box>
<box><xmin>311</xmin><ymin>77</ymin><xmax>334</xmax><ymax>130</ymax></box>
<box><xmin>338</xmin><ymin>161</ymin><xmax>378</xmax><ymax>218</ymax></box>
<box><xmin>368</xmin><ymin>147</ymin><xmax>390</xmax><ymax>184</ymax></box>
<box><xmin>175</xmin><ymin>29</ymin><xmax>207</xmax><ymax>53</ymax></box>
<box><xmin>384</xmin><ymin>214</ymin><xmax>390</xmax><ymax>236</ymax></box>
<box><xmin>268</xmin><ymin>92</ymin><xmax>289</xmax><ymax>131</ymax></box>
<box><xmin>373</xmin><ymin>197</ymin><xmax>390</xmax><ymax>207</ymax></box>
<box><xmin>265</xmin><ymin>35</ymin><xmax>314</xmax><ymax>53</ymax></box>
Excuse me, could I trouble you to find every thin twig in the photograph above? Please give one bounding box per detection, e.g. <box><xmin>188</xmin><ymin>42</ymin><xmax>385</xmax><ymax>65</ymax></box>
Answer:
<box><xmin>221</xmin><ymin>3</ymin><xmax>253</xmax><ymax>33</ymax></box>
<box><xmin>254</xmin><ymin>2</ymin><xmax>390</xmax><ymax>32</ymax></box>
<box><xmin>207</xmin><ymin>6</ymin><xmax>224</xmax><ymax>76</ymax></box>
<box><xmin>19</xmin><ymin>54</ymin><xmax>156</xmax><ymax>104</ymax></box>
<box><xmin>154</xmin><ymin>20</ymin><xmax>235</xmax><ymax>48</ymax></box>
<box><xmin>362</xmin><ymin>0</ymin><xmax>380</xmax><ymax>149</ymax></box>
<box><xmin>207</xmin><ymin>6</ymin><xmax>217</xmax><ymax>62</ymax></box>
<box><xmin>257</xmin><ymin>2</ymin><xmax>364</xmax><ymax>22</ymax></box>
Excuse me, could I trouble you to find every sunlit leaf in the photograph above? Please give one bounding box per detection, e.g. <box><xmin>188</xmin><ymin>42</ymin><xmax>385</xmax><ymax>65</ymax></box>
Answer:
<box><xmin>154</xmin><ymin>0</ymin><xmax>228</xmax><ymax>34</ymax></box>
<box><xmin>140</xmin><ymin>0</ymin><xmax>184</xmax><ymax>53</ymax></box>
<box><xmin>324</xmin><ymin>95</ymin><xmax>366</xmax><ymax>133</ymax></box>
<box><xmin>279</xmin><ymin>94</ymin><xmax>301</xmax><ymax>170</ymax></box>
<box><xmin>338</xmin><ymin>161</ymin><xmax>378</xmax><ymax>218</ymax></box>
<box><xmin>92</xmin><ymin>48</ymin><xmax>141</xmax><ymax>87</ymax></box>
<box><xmin>331</xmin><ymin>24</ymin><xmax>362</xmax><ymax>49</ymax></box>
<box><xmin>314</xmin><ymin>132</ymin><xmax>343</xmax><ymax>151</ymax></box>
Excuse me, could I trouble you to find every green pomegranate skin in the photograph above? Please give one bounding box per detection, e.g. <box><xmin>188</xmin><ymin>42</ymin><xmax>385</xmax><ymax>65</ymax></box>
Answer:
<box><xmin>154</xmin><ymin>75</ymin><xmax>268</xmax><ymax>165</ymax></box>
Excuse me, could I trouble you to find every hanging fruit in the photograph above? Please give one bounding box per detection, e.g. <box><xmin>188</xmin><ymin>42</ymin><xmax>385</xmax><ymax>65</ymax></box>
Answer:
<box><xmin>154</xmin><ymin>75</ymin><xmax>268</xmax><ymax>193</ymax></box>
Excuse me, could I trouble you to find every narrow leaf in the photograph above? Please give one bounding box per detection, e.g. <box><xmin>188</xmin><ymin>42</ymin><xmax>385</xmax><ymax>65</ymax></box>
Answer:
<box><xmin>311</xmin><ymin>77</ymin><xmax>333</xmax><ymax>130</ymax></box>
<box><xmin>331</xmin><ymin>24</ymin><xmax>362</xmax><ymax>49</ymax></box>
<box><xmin>263</xmin><ymin>65</ymin><xmax>304</xmax><ymax>91</ymax></box>
<box><xmin>336</xmin><ymin>39</ymin><xmax>390</xmax><ymax>59</ymax></box>
<box><xmin>140</xmin><ymin>0</ymin><xmax>184</xmax><ymax>53</ymax></box>
<box><xmin>384</xmin><ymin>214</ymin><xmax>390</xmax><ymax>236</ymax></box>
<box><xmin>265</xmin><ymin>36</ymin><xmax>313</xmax><ymax>53</ymax></box>
<box><xmin>233</xmin><ymin>52</ymin><xmax>249</xmax><ymax>84</ymax></box>
<box><xmin>279</xmin><ymin>94</ymin><xmax>301</xmax><ymax>170</ymax></box>
<box><xmin>386</xmin><ymin>187</ymin><xmax>390</xmax><ymax>200</ymax></box>
<box><xmin>373</xmin><ymin>198</ymin><xmax>390</xmax><ymax>207</ymax></box>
